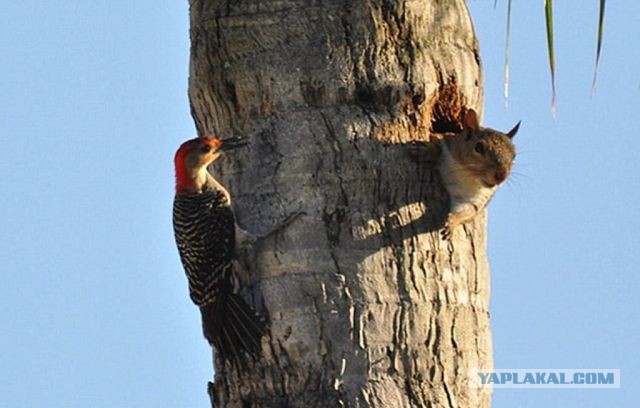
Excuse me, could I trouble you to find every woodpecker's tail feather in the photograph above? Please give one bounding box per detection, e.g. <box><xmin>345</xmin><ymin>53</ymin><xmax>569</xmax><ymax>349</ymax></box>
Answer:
<box><xmin>200</xmin><ymin>294</ymin><xmax>267</xmax><ymax>361</ymax></box>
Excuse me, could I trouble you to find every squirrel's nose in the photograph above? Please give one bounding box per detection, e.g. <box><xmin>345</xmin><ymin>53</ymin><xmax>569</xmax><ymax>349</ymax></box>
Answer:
<box><xmin>495</xmin><ymin>170</ymin><xmax>507</xmax><ymax>184</ymax></box>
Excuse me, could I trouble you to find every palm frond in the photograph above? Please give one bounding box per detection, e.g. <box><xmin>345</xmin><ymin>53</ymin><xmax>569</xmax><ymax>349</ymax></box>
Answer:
<box><xmin>503</xmin><ymin>0</ymin><xmax>513</xmax><ymax>110</ymax></box>
<box><xmin>591</xmin><ymin>0</ymin><xmax>606</xmax><ymax>95</ymax></box>
<box><xmin>544</xmin><ymin>0</ymin><xmax>557</xmax><ymax>115</ymax></box>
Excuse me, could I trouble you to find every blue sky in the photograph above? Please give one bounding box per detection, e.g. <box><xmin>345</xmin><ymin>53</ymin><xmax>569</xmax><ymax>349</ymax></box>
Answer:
<box><xmin>0</xmin><ymin>1</ymin><xmax>637</xmax><ymax>407</ymax></box>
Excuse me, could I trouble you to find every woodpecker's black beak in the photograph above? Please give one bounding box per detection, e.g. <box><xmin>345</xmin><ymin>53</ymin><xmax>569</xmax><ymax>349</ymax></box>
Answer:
<box><xmin>218</xmin><ymin>136</ymin><xmax>249</xmax><ymax>151</ymax></box>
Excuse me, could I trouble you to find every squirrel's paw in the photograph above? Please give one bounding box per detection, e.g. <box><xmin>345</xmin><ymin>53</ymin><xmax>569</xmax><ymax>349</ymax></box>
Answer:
<box><xmin>441</xmin><ymin>224</ymin><xmax>453</xmax><ymax>240</ymax></box>
<box><xmin>441</xmin><ymin>214</ymin><xmax>461</xmax><ymax>240</ymax></box>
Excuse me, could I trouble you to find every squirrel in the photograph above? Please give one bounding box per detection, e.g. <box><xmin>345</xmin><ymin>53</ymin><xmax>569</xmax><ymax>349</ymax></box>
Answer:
<box><xmin>409</xmin><ymin>109</ymin><xmax>520</xmax><ymax>239</ymax></box>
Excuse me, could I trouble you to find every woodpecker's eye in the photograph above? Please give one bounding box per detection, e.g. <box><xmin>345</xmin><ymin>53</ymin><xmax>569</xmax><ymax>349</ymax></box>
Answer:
<box><xmin>201</xmin><ymin>145</ymin><xmax>212</xmax><ymax>153</ymax></box>
<box><xmin>474</xmin><ymin>142</ymin><xmax>485</xmax><ymax>155</ymax></box>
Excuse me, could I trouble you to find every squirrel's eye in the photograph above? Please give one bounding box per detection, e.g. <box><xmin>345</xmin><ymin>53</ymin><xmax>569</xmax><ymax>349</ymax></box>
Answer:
<box><xmin>474</xmin><ymin>142</ymin><xmax>485</xmax><ymax>155</ymax></box>
<box><xmin>201</xmin><ymin>145</ymin><xmax>212</xmax><ymax>153</ymax></box>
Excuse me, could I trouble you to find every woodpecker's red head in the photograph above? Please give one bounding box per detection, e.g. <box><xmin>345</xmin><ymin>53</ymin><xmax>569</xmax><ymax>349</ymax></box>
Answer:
<box><xmin>174</xmin><ymin>136</ymin><xmax>248</xmax><ymax>193</ymax></box>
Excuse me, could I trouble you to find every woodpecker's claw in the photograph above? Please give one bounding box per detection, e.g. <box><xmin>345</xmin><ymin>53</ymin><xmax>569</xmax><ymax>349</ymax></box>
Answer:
<box><xmin>234</xmin><ymin>211</ymin><xmax>306</xmax><ymax>285</ymax></box>
<box><xmin>236</xmin><ymin>210</ymin><xmax>306</xmax><ymax>254</ymax></box>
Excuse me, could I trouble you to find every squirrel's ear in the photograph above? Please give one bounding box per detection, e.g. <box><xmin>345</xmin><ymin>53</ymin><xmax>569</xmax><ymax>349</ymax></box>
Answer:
<box><xmin>506</xmin><ymin>121</ymin><xmax>521</xmax><ymax>139</ymax></box>
<box><xmin>463</xmin><ymin>109</ymin><xmax>480</xmax><ymax>131</ymax></box>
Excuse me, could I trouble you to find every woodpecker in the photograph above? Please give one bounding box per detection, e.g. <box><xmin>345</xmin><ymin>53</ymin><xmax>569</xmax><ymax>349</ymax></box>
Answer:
<box><xmin>173</xmin><ymin>135</ymin><xmax>266</xmax><ymax>360</ymax></box>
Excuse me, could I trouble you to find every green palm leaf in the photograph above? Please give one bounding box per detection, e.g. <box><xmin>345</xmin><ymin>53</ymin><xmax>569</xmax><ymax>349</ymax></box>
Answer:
<box><xmin>544</xmin><ymin>0</ymin><xmax>557</xmax><ymax>114</ymax></box>
<box><xmin>591</xmin><ymin>0</ymin><xmax>606</xmax><ymax>94</ymax></box>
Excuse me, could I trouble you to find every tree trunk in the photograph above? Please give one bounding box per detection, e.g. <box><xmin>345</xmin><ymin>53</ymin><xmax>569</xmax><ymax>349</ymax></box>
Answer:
<box><xmin>188</xmin><ymin>1</ymin><xmax>491</xmax><ymax>407</ymax></box>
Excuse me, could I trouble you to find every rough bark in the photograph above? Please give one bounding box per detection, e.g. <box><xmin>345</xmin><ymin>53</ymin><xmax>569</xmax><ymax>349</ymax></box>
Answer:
<box><xmin>188</xmin><ymin>1</ymin><xmax>491</xmax><ymax>407</ymax></box>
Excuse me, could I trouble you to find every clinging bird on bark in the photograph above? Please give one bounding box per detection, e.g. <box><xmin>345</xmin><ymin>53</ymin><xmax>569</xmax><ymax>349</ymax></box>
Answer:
<box><xmin>172</xmin><ymin>135</ymin><xmax>266</xmax><ymax>361</ymax></box>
